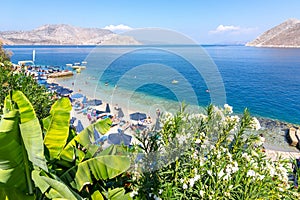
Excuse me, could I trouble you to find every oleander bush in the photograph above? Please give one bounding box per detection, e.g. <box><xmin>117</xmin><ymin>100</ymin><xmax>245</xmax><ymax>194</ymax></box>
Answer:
<box><xmin>129</xmin><ymin>104</ymin><xmax>299</xmax><ymax>199</ymax></box>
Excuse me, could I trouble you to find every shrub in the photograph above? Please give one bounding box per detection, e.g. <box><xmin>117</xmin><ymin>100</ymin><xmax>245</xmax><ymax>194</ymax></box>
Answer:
<box><xmin>0</xmin><ymin>44</ymin><xmax>54</xmax><ymax>120</ymax></box>
<box><xmin>130</xmin><ymin>104</ymin><xmax>299</xmax><ymax>199</ymax></box>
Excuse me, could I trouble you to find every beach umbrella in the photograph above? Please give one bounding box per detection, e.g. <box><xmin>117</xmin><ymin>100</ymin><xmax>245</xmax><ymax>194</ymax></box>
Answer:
<box><xmin>76</xmin><ymin>120</ymin><xmax>84</xmax><ymax>133</ymax></box>
<box><xmin>87</xmin><ymin>99</ymin><xmax>102</xmax><ymax>106</ymax></box>
<box><xmin>130</xmin><ymin>112</ymin><xmax>147</xmax><ymax>121</ymax></box>
<box><xmin>56</xmin><ymin>88</ymin><xmax>73</xmax><ymax>96</ymax></box>
<box><xmin>105</xmin><ymin>103</ymin><xmax>111</xmax><ymax>113</ymax></box>
<box><xmin>70</xmin><ymin>117</ymin><xmax>76</xmax><ymax>125</ymax></box>
<box><xmin>71</xmin><ymin>93</ymin><xmax>84</xmax><ymax>99</ymax></box>
<box><xmin>49</xmin><ymin>85</ymin><xmax>63</xmax><ymax>90</ymax></box>
<box><xmin>93</xmin><ymin>127</ymin><xmax>108</xmax><ymax>144</ymax></box>
<box><xmin>118</xmin><ymin>108</ymin><xmax>125</xmax><ymax>118</ymax></box>
<box><xmin>108</xmin><ymin>128</ymin><xmax>132</xmax><ymax>145</ymax></box>
<box><xmin>48</xmin><ymin>82</ymin><xmax>59</xmax><ymax>86</ymax></box>
<box><xmin>82</xmin><ymin>96</ymin><xmax>87</xmax><ymax>104</ymax></box>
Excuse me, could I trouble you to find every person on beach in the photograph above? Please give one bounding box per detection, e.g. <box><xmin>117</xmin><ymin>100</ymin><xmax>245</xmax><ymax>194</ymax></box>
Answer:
<box><xmin>156</xmin><ymin>108</ymin><xmax>161</xmax><ymax>118</ymax></box>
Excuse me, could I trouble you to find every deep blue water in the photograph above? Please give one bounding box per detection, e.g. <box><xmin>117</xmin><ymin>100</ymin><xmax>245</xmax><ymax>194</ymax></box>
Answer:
<box><xmin>4</xmin><ymin>45</ymin><xmax>300</xmax><ymax>124</ymax></box>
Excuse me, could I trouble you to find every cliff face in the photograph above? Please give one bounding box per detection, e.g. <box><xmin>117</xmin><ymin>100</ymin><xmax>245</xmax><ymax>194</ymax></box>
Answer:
<box><xmin>0</xmin><ymin>24</ymin><xmax>141</xmax><ymax>45</ymax></box>
<box><xmin>246</xmin><ymin>18</ymin><xmax>300</xmax><ymax>48</ymax></box>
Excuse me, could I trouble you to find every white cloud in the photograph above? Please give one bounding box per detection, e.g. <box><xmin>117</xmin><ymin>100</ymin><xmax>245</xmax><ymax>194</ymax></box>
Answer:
<box><xmin>103</xmin><ymin>24</ymin><xmax>133</xmax><ymax>32</ymax></box>
<box><xmin>210</xmin><ymin>25</ymin><xmax>241</xmax><ymax>34</ymax></box>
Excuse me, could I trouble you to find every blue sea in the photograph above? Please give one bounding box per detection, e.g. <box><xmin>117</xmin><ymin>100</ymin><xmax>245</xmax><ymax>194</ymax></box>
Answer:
<box><xmin>4</xmin><ymin>45</ymin><xmax>300</xmax><ymax>125</ymax></box>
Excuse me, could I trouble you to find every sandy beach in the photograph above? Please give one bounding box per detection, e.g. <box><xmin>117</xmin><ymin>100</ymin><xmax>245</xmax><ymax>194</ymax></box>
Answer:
<box><xmin>48</xmin><ymin>77</ymin><xmax>300</xmax><ymax>161</ymax></box>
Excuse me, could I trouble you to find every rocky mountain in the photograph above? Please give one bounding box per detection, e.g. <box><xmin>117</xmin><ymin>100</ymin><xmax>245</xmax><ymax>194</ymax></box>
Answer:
<box><xmin>0</xmin><ymin>24</ymin><xmax>141</xmax><ymax>45</ymax></box>
<box><xmin>246</xmin><ymin>18</ymin><xmax>300</xmax><ymax>48</ymax></box>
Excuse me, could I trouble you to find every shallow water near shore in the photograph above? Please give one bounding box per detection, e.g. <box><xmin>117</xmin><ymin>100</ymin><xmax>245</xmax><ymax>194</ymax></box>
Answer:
<box><xmin>6</xmin><ymin>45</ymin><xmax>300</xmax><ymax>125</ymax></box>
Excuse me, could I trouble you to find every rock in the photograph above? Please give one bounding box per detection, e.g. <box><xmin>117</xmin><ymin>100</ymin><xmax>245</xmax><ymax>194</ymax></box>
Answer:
<box><xmin>246</xmin><ymin>18</ymin><xmax>300</xmax><ymax>48</ymax></box>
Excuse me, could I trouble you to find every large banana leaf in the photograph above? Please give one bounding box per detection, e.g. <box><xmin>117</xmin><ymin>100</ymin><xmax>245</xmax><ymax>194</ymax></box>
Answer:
<box><xmin>0</xmin><ymin>188</ymin><xmax>34</xmax><ymax>200</ymax></box>
<box><xmin>91</xmin><ymin>191</ymin><xmax>104</xmax><ymax>200</ymax></box>
<box><xmin>98</xmin><ymin>145</ymin><xmax>129</xmax><ymax>156</ymax></box>
<box><xmin>11</xmin><ymin>91</ymin><xmax>48</xmax><ymax>171</ymax></box>
<box><xmin>43</xmin><ymin>98</ymin><xmax>72</xmax><ymax>161</ymax></box>
<box><xmin>59</xmin><ymin>118</ymin><xmax>112</xmax><ymax>164</ymax></box>
<box><xmin>106</xmin><ymin>188</ymin><xmax>132</xmax><ymax>200</ymax></box>
<box><xmin>60</xmin><ymin>155</ymin><xmax>130</xmax><ymax>191</ymax></box>
<box><xmin>0</xmin><ymin>108</ymin><xmax>27</xmax><ymax>192</ymax></box>
<box><xmin>92</xmin><ymin>188</ymin><xmax>132</xmax><ymax>200</ymax></box>
<box><xmin>0</xmin><ymin>91</ymin><xmax>48</xmax><ymax>197</ymax></box>
<box><xmin>32</xmin><ymin>170</ymin><xmax>82</xmax><ymax>200</ymax></box>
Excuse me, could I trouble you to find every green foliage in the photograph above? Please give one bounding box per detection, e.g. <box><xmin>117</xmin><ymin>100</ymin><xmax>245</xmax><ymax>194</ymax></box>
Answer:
<box><xmin>0</xmin><ymin>91</ymin><xmax>132</xmax><ymax>200</ymax></box>
<box><xmin>0</xmin><ymin>44</ymin><xmax>54</xmax><ymax>121</ymax></box>
<box><xmin>130</xmin><ymin>104</ymin><xmax>299</xmax><ymax>199</ymax></box>
<box><xmin>0</xmin><ymin>42</ymin><xmax>11</xmax><ymax>64</ymax></box>
<box><xmin>0</xmin><ymin>91</ymin><xmax>48</xmax><ymax>199</ymax></box>
<box><xmin>43</xmin><ymin>98</ymin><xmax>72</xmax><ymax>161</ymax></box>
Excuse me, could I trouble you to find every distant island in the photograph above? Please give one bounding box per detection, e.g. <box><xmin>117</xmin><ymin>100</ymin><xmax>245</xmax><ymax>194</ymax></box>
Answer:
<box><xmin>246</xmin><ymin>18</ymin><xmax>300</xmax><ymax>48</ymax></box>
<box><xmin>0</xmin><ymin>24</ymin><xmax>141</xmax><ymax>45</ymax></box>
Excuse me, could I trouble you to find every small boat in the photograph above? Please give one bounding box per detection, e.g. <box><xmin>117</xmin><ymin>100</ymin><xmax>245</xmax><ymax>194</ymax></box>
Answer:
<box><xmin>171</xmin><ymin>80</ymin><xmax>178</xmax><ymax>84</ymax></box>
<box><xmin>70</xmin><ymin>61</ymin><xmax>87</xmax><ymax>70</ymax></box>
<box><xmin>48</xmin><ymin>70</ymin><xmax>73</xmax><ymax>78</ymax></box>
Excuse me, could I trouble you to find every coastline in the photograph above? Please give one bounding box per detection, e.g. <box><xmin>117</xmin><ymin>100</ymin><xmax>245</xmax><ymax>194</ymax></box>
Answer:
<box><xmin>48</xmin><ymin>76</ymin><xmax>300</xmax><ymax>159</ymax></box>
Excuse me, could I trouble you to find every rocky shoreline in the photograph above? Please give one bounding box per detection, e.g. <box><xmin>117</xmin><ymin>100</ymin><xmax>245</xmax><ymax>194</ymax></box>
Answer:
<box><xmin>257</xmin><ymin>117</ymin><xmax>300</xmax><ymax>153</ymax></box>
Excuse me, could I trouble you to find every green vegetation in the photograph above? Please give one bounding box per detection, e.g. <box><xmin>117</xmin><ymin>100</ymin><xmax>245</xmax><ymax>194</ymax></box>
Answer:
<box><xmin>0</xmin><ymin>90</ymin><xmax>299</xmax><ymax>199</ymax></box>
<box><xmin>0</xmin><ymin>91</ymin><xmax>132</xmax><ymax>199</ymax></box>
<box><xmin>0</xmin><ymin>43</ymin><xmax>53</xmax><ymax>120</ymax></box>
<box><xmin>129</xmin><ymin>104</ymin><xmax>300</xmax><ymax>199</ymax></box>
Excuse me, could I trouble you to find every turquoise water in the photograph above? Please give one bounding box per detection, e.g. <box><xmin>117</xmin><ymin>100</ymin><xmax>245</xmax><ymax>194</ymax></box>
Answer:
<box><xmin>5</xmin><ymin>45</ymin><xmax>300</xmax><ymax>124</ymax></box>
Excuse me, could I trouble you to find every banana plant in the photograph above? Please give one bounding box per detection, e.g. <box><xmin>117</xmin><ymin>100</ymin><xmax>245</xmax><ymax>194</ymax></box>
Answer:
<box><xmin>0</xmin><ymin>91</ymin><xmax>48</xmax><ymax>199</ymax></box>
<box><xmin>0</xmin><ymin>91</ymin><xmax>133</xmax><ymax>199</ymax></box>
<box><xmin>40</xmin><ymin>97</ymin><xmax>132</xmax><ymax>199</ymax></box>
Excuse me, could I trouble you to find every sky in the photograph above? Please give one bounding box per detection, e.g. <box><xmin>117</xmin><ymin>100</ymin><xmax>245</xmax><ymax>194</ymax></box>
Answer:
<box><xmin>1</xmin><ymin>0</ymin><xmax>300</xmax><ymax>44</ymax></box>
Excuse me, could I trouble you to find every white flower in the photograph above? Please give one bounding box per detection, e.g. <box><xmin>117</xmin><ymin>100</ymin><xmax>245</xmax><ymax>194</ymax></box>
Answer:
<box><xmin>255</xmin><ymin>136</ymin><xmax>265</xmax><ymax>146</ymax></box>
<box><xmin>189</xmin><ymin>178</ymin><xmax>195</xmax><ymax>187</ymax></box>
<box><xmin>224</xmin><ymin>192</ymin><xmax>230</xmax><ymax>197</ymax></box>
<box><xmin>242</xmin><ymin>153</ymin><xmax>250</xmax><ymax>161</ymax></box>
<box><xmin>224</xmin><ymin>104</ymin><xmax>233</xmax><ymax>114</ymax></box>
<box><xmin>225</xmin><ymin>165</ymin><xmax>233</xmax><ymax>174</ymax></box>
<box><xmin>223</xmin><ymin>174</ymin><xmax>230</xmax><ymax>180</ymax></box>
<box><xmin>258</xmin><ymin>174</ymin><xmax>265</xmax><ymax>180</ymax></box>
<box><xmin>230</xmin><ymin>115</ymin><xmax>240</xmax><ymax>122</ymax></box>
<box><xmin>218</xmin><ymin>169</ymin><xmax>225</xmax><ymax>179</ymax></box>
<box><xmin>200</xmin><ymin>132</ymin><xmax>206</xmax><ymax>137</ymax></box>
<box><xmin>194</xmin><ymin>174</ymin><xmax>201</xmax><ymax>181</ymax></box>
<box><xmin>191</xmin><ymin>151</ymin><xmax>198</xmax><ymax>159</ymax></box>
<box><xmin>231</xmin><ymin>162</ymin><xmax>239</xmax><ymax>173</ymax></box>
<box><xmin>251</xmin><ymin>117</ymin><xmax>261</xmax><ymax>130</ymax></box>
<box><xmin>247</xmin><ymin>170</ymin><xmax>256</xmax><ymax>177</ymax></box>
<box><xmin>130</xmin><ymin>190</ymin><xmax>138</xmax><ymax>197</ymax></box>
<box><xmin>183</xmin><ymin>183</ymin><xmax>188</xmax><ymax>189</ymax></box>
<box><xmin>200</xmin><ymin>190</ymin><xmax>205</xmax><ymax>197</ymax></box>
<box><xmin>207</xmin><ymin>170</ymin><xmax>212</xmax><ymax>176</ymax></box>
<box><xmin>177</xmin><ymin>135</ymin><xmax>186</xmax><ymax>145</ymax></box>
<box><xmin>199</xmin><ymin>113</ymin><xmax>208</xmax><ymax>121</ymax></box>
<box><xmin>186</xmin><ymin>132</ymin><xmax>191</xmax><ymax>138</ymax></box>
<box><xmin>195</xmin><ymin>139</ymin><xmax>201</xmax><ymax>144</ymax></box>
